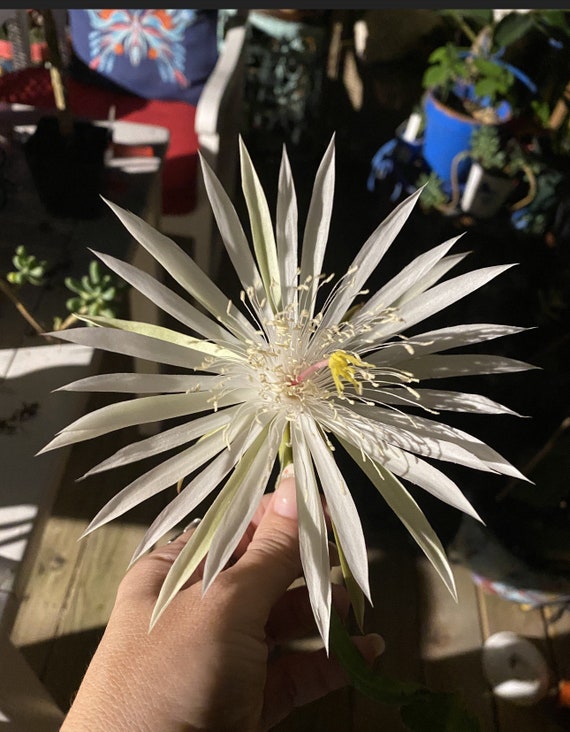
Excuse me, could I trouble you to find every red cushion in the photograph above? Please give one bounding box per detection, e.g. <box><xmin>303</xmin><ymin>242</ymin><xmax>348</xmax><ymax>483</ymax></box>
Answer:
<box><xmin>0</xmin><ymin>67</ymin><xmax>199</xmax><ymax>215</ymax></box>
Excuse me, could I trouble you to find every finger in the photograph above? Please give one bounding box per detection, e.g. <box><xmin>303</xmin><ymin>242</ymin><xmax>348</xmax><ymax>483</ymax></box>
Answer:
<box><xmin>261</xmin><ymin>634</ymin><xmax>385</xmax><ymax>730</ymax></box>
<box><xmin>231</xmin><ymin>469</ymin><xmax>302</xmax><ymax>616</ymax></box>
<box><xmin>119</xmin><ymin>521</ymin><xmax>203</xmax><ymax>599</ymax></box>
<box><xmin>232</xmin><ymin>493</ymin><xmax>274</xmax><ymax>559</ymax></box>
<box><xmin>266</xmin><ymin>584</ymin><xmax>350</xmax><ymax>645</ymax></box>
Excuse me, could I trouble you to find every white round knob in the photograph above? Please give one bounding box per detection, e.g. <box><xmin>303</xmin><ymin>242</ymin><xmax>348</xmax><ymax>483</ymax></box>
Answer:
<box><xmin>482</xmin><ymin>631</ymin><xmax>550</xmax><ymax>706</ymax></box>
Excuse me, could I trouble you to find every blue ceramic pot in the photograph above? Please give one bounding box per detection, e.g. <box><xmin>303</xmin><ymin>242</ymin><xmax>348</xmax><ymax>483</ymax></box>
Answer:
<box><xmin>422</xmin><ymin>90</ymin><xmax>511</xmax><ymax>186</ymax></box>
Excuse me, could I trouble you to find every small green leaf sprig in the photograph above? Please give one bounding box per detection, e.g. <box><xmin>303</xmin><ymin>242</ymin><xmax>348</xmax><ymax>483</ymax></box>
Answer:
<box><xmin>2</xmin><ymin>245</ymin><xmax>125</xmax><ymax>336</ymax></box>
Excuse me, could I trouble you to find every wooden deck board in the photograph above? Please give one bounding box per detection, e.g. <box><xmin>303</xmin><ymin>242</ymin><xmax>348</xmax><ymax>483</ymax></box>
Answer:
<box><xmin>418</xmin><ymin>559</ymin><xmax>497</xmax><ymax>730</ymax></box>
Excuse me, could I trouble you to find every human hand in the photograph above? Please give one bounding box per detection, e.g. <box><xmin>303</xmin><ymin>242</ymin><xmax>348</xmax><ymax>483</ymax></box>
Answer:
<box><xmin>61</xmin><ymin>472</ymin><xmax>384</xmax><ymax>731</ymax></box>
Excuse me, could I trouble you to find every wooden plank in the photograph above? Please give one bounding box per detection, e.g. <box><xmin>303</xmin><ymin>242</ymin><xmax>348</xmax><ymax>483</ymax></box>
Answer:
<box><xmin>418</xmin><ymin>558</ymin><xmax>497</xmax><ymax>730</ymax></box>
<box><xmin>0</xmin><ymin>632</ymin><xmax>64</xmax><ymax>731</ymax></box>
<box><xmin>0</xmin><ymin>344</ymin><xmax>98</xmax><ymax>629</ymax></box>
<box><xmin>478</xmin><ymin>587</ymin><xmax>565</xmax><ymax>731</ymax></box>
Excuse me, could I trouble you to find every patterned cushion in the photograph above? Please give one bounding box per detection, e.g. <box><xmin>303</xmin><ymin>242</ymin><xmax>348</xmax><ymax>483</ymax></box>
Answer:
<box><xmin>68</xmin><ymin>9</ymin><xmax>219</xmax><ymax>107</ymax></box>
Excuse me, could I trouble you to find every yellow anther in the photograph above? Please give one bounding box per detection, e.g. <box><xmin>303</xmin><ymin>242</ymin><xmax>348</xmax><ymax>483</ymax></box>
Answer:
<box><xmin>328</xmin><ymin>351</ymin><xmax>373</xmax><ymax>396</ymax></box>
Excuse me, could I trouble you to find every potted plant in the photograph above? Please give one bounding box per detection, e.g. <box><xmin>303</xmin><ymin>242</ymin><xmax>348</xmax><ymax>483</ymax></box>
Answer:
<box><xmin>21</xmin><ymin>10</ymin><xmax>110</xmax><ymax>219</ymax></box>
<box><xmin>421</xmin><ymin>9</ymin><xmax>570</xmax><ymax>188</ymax></box>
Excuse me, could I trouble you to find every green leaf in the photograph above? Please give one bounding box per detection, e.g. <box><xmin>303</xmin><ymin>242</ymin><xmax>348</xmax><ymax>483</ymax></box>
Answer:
<box><xmin>331</xmin><ymin>521</ymin><xmax>365</xmax><ymax>632</ymax></box>
<box><xmin>494</xmin><ymin>12</ymin><xmax>536</xmax><ymax>49</ymax></box>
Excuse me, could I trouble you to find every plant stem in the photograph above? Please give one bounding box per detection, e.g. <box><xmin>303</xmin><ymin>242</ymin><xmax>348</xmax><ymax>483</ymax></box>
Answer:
<box><xmin>55</xmin><ymin>312</ymin><xmax>78</xmax><ymax>331</ymax></box>
<box><xmin>448</xmin><ymin>10</ymin><xmax>479</xmax><ymax>45</ymax></box>
<box><xmin>0</xmin><ymin>279</ymin><xmax>46</xmax><ymax>336</ymax></box>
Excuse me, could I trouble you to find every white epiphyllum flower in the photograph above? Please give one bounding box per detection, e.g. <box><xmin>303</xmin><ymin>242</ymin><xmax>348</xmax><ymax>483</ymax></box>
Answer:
<box><xmin>42</xmin><ymin>137</ymin><xmax>533</xmax><ymax>650</ymax></box>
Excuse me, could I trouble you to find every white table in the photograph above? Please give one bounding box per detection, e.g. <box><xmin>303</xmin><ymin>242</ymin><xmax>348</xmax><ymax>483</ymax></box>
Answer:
<box><xmin>0</xmin><ymin>110</ymin><xmax>169</xmax><ymax>730</ymax></box>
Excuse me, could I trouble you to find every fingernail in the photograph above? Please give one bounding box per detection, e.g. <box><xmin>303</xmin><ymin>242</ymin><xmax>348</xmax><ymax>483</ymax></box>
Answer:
<box><xmin>273</xmin><ymin>474</ymin><xmax>297</xmax><ymax>519</ymax></box>
<box><xmin>369</xmin><ymin>633</ymin><xmax>385</xmax><ymax>659</ymax></box>
<box><xmin>167</xmin><ymin>517</ymin><xmax>201</xmax><ymax>543</ymax></box>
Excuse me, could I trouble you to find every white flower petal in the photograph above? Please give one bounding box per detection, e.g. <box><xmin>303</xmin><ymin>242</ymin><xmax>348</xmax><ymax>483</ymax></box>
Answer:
<box><xmin>291</xmin><ymin>425</ymin><xmax>332</xmax><ymax>650</ymax></box>
<box><xmin>395</xmin><ymin>353</ymin><xmax>537</xmax><ymax>380</ymax></box>
<box><xmin>203</xmin><ymin>417</ymin><xmax>284</xmax><ymax>591</ymax></box>
<box><xmin>369</xmin><ymin>323</ymin><xmax>530</xmax><ymax>365</ymax></box>
<box><xmin>46</xmin><ymin>327</ymin><xmax>219</xmax><ymax>371</ymax></box>
<box><xmin>91</xmin><ymin>249</ymin><xmax>241</xmax><ymax>347</ymax></box>
<box><xmin>199</xmin><ymin>154</ymin><xmax>272</xmax><ymax>321</ymax></box>
<box><xmin>363</xmin><ymin>264</ymin><xmax>517</xmax><ymax>344</ymax></box>
<box><xmin>377</xmin><ymin>387</ymin><xmax>524</xmax><ymax>416</ymax></box>
<box><xmin>151</xmin><ymin>423</ymin><xmax>274</xmax><ymax>628</ymax></box>
<box><xmin>299</xmin><ymin>135</ymin><xmax>335</xmax><ymax>316</ymax></box>
<box><xmin>349</xmin><ymin>404</ymin><xmax>526</xmax><ymax>480</ymax></box>
<box><xmin>131</xmin><ymin>411</ymin><xmax>267</xmax><ymax>564</ymax></box>
<box><xmin>81</xmin><ymin>406</ymin><xmax>239</xmax><ymax>478</ymax></box>
<box><xmin>81</xmin><ymin>424</ymin><xmax>234</xmax><ymax>537</ymax></box>
<box><xmin>57</xmin><ymin>372</ymin><xmax>219</xmax><ymax>394</ymax></box>
<box><xmin>340</xmin><ymin>438</ymin><xmax>457</xmax><ymax>600</ymax></box>
<box><xmin>102</xmin><ymin>197</ymin><xmax>257</xmax><ymax>342</ymax></box>
<box><xmin>351</xmin><ymin>235</ymin><xmax>464</xmax><ymax>327</ymax></box>
<box><xmin>276</xmin><ymin>146</ymin><xmax>299</xmax><ymax>309</ymax></box>
<box><xmin>318</xmin><ymin>187</ymin><xmax>425</xmax><ymax>331</ymax></box>
<box><xmin>239</xmin><ymin>137</ymin><xmax>282</xmax><ymax>311</ymax></box>
<box><xmin>394</xmin><ymin>251</ymin><xmax>471</xmax><ymax>305</ymax></box>
<box><xmin>39</xmin><ymin>389</ymin><xmax>251</xmax><ymax>453</ymax></box>
<box><xmin>79</xmin><ymin>315</ymin><xmax>243</xmax><ymax>362</ymax></box>
<box><xmin>301</xmin><ymin>414</ymin><xmax>371</xmax><ymax>602</ymax></box>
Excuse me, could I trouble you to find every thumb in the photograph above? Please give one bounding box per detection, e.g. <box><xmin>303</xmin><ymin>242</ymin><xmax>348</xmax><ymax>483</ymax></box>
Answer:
<box><xmin>235</xmin><ymin>466</ymin><xmax>302</xmax><ymax>615</ymax></box>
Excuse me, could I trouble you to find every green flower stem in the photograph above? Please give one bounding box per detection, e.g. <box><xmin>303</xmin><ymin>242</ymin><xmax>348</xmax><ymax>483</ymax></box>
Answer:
<box><xmin>329</xmin><ymin>608</ymin><xmax>480</xmax><ymax>731</ymax></box>
<box><xmin>278</xmin><ymin>423</ymin><xmax>293</xmax><ymax>473</ymax></box>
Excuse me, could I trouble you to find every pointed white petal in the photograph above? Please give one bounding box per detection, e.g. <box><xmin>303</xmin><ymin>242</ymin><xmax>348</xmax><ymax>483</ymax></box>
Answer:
<box><xmin>239</xmin><ymin>138</ymin><xmax>281</xmax><ymax>311</ymax></box>
<box><xmin>368</xmin><ymin>324</ymin><xmax>531</xmax><ymax>365</ymax></box>
<box><xmin>102</xmin><ymin>198</ymin><xmax>257</xmax><ymax>342</ymax></box>
<box><xmin>45</xmin><ymin>327</ymin><xmax>219</xmax><ymax>371</ymax></box>
<box><xmin>276</xmin><ymin>146</ymin><xmax>299</xmax><ymax>309</ymax></box>
<box><xmin>151</xmin><ymin>424</ymin><xmax>274</xmax><ymax>628</ymax></box>
<box><xmin>395</xmin><ymin>251</ymin><xmax>471</xmax><ymax>305</ymax></box>
<box><xmin>321</xmin><ymin>187</ymin><xmax>426</xmax><ymax>329</ymax></box>
<box><xmin>131</xmin><ymin>413</ymin><xmax>266</xmax><ymax>563</ymax></box>
<box><xmin>351</xmin><ymin>235</ymin><xmax>463</xmax><ymax>327</ymax></box>
<box><xmin>82</xmin><ymin>426</ymin><xmax>233</xmax><ymax>536</ymax></box>
<box><xmin>81</xmin><ymin>406</ymin><xmax>238</xmax><ymax>478</ymax></box>
<box><xmin>301</xmin><ymin>414</ymin><xmax>371</xmax><ymax>602</ymax></box>
<box><xmin>199</xmin><ymin>154</ymin><xmax>272</xmax><ymax>321</ymax></box>
<box><xmin>377</xmin><ymin>387</ymin><xmax>525</xmax><ymax>416</ymax></box>
<box><xmin>382</xmin><ymin>445</ymin><xmax>483</xmax><ymax>520</ymax></box>
<box><xmin>299</xmin><ymin>136</ymin><xmax>335</xmax><ymax>316</ymax></box>
<box><xmin>79</xmin><ymin>315</ymin><xmax>243</xmax><ymax>362</ymax></box>
<box><xmin>323</xmin><ymin>414</ymin><xmax>482</xmax><ymax>521</ymax></box>
<box><xmin>395</xmin><ymin>353</ymin><xmax>537</xmax><ymax>380</ymax></box>
<box><xmin>40</xmin><ymin>388</ymin><xmax>251</xmax><ymax>453</ymax></box>
<box><xmin>363</xmin><ymin>264</ymin><xmax>517</xmax><ymax>344</ymax></box>
<box><xmin>340</xmin><ymin>438</ymin><xmax>457</xmax><ymax>600</ymax></box>
<box><xmin>57</xmin><ymin>372</ymin><xmax>219</xmax><ymax>394</ymax></box>
<box><xmin>91</xmin><ymin>249</ymin><xmax>240</xmax><ymax>346</ymax></box>
<box><xmin>203</xmin><ymin>417</ymin><xmax>284</xmax><ymax>590</ymax></box>
<box><xmin>291</xmin><ymin>425</ymin><xmax>332</xmax><ymax>650</ymax></box>
<box><xmin>348</xmin><ymin>404</ymin><xmax>526</xmax><ymax>480</ymax></box>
